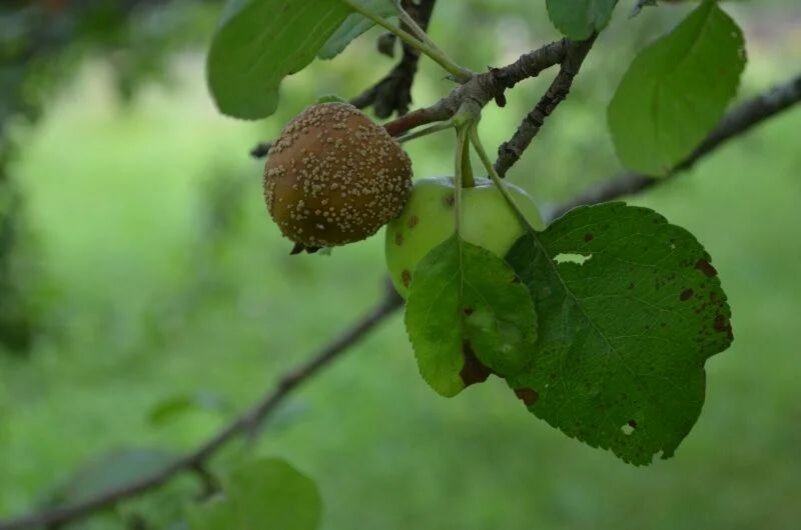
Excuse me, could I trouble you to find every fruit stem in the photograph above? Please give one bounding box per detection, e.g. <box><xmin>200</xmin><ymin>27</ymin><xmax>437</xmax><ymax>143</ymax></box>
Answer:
<box><xmin>453</xmin><ymin>125</ymin><xmax>471</xmax><ymax>235</ymax></box>
<box><xmin>393</xmin><ymin>1</ymin><xmax>447</xmax><ymax>58</ymax></box>
<box><xmin>468</xmin><ymin>124</ymin><xmax>537</xmax><ymax>232</ymax></box>
<box><xmin>343</xmin><ymin>0</ymin><xmax>472</xmax><ymax>83</ymax></box>
<box><xmin>460</xmin><ymin>128</ymin><xmax>475</xmax><ymax>188</ymax></box>
<box><xmin>397</xmin><ymin>119</ymin><xmax>454</xmax><ymax>144</ymax></box>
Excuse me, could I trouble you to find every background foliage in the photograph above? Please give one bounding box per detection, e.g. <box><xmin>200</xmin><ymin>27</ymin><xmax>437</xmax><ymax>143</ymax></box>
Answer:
<box><xmin>1</xmin><ymin>0</ymin><xmax>800</xmax><ymax>529</ymax></box>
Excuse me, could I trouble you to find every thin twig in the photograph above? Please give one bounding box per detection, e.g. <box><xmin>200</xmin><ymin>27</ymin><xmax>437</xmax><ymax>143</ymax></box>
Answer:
<box><xmin>0</xmin><ymin>283</ymin><xmax>403</xmax><ymax>530</ymax></box>
<box><xmin>495</xmin><ymin>36</ymin><xmax>597</xmax><ymax>177</ymax></box>
<box><xmin>545</xmin><ymin>71</ymin><xmax>801</xmax><ymax>221</ymax></box>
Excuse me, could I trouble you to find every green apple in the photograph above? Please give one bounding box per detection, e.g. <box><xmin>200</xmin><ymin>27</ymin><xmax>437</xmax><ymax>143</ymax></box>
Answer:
<box><xmin>385</xmin><ymin>176</ymin><xmax>544</xmax><ymax>297</ymax></box>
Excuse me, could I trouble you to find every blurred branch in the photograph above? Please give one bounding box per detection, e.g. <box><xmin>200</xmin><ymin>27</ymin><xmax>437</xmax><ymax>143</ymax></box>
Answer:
<box><xmin>495</xmin><ymin>36</ymin><xmax>596</xmax><ymax>177</ymax></box>
<box><xmin>545</xmin><ymin>70</ymin><xmax>801</xmax><ymax>221</ymax></box>
<box><xmin>0</xmin><ymin>283</ymin><xmax>403</xmax><ymax>530</ymax></box>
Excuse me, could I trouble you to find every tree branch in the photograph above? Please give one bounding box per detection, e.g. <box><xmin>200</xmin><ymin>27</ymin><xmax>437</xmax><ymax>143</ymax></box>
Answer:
<box><xmin>0</xmin><ymin>283</ymin><xmax>403</xmax><ymax>530</ymax></box>
<box><xmin>251</xmin><ymin>38</ymin><xmax>569</xmax><ymax>159</ymax></box>
<box><xmin>350</xmin><ymin>0</ymin><xmax>438</xmax><ymax>118</ymax></box>
<box><xmin>495</xmin><ymin>36</ymin><xmax>596</xmax><ymax>177</ymax></box>
<box><xmin>379</xmin><ymin>40</ymin><xmax>569</xmax><ymax>138</ymax></box>
<box><xmin>545</xmin><ymin>71</ymin><xmax>801</xmax><ymax>221</ymax></box>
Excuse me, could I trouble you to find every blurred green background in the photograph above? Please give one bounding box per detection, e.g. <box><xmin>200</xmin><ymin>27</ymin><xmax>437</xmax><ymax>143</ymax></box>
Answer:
<box><xmin>1</xmin><ymin>1</ymin><xmax>800</xmax><ymax>529</ymax></box>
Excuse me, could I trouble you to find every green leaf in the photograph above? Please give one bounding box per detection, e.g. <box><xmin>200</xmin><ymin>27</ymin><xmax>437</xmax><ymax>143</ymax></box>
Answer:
<box><xmin>187</xmin><ymin>497</ymin><xmax>234</xmax><ymax>530</ymax></box>
<box><xmin>405</xmin><ymin>235</ymin><xmax>538</xmax><ymax>397</ymax></box>
<box><xmin>505</xmin><ymin>203</ymin><xmax>733</xmax><ymax>465</ymax></box>
<box><xmin>608</xmin><ymin>1</ymin><xmax>746</xmax><ymax>176</ymax></box>
<box><xmin>546</xmin><ymin>0</ymin><xmax>618</xmax><ymax>39</ymax></box>
<box><xmin>188</xmin><ymin>458</ymin><xmax>321</xmax><ymax>530</ymax></box>
<box><xmin>148</xmin><ymin>391</ymin><xmax>231</xmax><ymax>427</ymax></box>
<box><xmin>207</xmin><ymin>0</ymin><xmax>350</xmax><ymax>119</ymax></box>
<box><xmin>227</xmin><ymin>457</ymin><xmax>321</xmax><ymax>530</ymax></box>
<box><xmin>207</xmin><ymin>0</ymin><xmax>396</xmax><ymax>119</ymax></box>
<box><xmin>319</xmin><ymin>1</ymin><xmax>397</xmax><ymax>60</ymax></box>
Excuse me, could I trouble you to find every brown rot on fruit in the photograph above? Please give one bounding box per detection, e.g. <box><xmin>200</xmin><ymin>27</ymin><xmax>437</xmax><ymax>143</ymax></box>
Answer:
<box><xmin>264</xmin><ymin>102</ymin><xmax>413</xmax><ymax>250</ymax></box>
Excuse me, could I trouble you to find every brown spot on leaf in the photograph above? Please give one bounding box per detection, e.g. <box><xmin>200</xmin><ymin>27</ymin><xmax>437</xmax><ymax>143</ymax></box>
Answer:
<box><xmin>463</xmin><ymin>307</ymin><xmax>474</xmax><ymax>316</ymax></box>
<box><xmin>407</xmin><ymin>215</ymin><xmax>419</xmax><ymax>229</ymax></box>
<box><xmin>394</xmin><ymin>232</ymin><xmax>404</xmax><ymax>246</ymax></box>
<box><xmin>628</xmin><ymin>419</ymin><xmax>638</xmax><ymax>428</ymax></box>
<box><xmin>584</xmin><ymin>233</ymin><xmax>594</xmax><ymax>242</ymax></box>
<box><xmin>695</xmin><ymin>259</ymin><xmax>718</xmax><ymax>278</ymax></box>
<box><xmin>460</xmin><ymin>340</ymin><xmax>491</xmax><ymax>387</ymax></box>
<box><xmin>514</xmin><ymin>388</ymin><xmax>539</xmax><ymax>406</ymax></box>
<box><xmin>443</xmin><ymin>194</ymin><xmax>455</xmax><ymax>207</ymax></box>
<box><xmin>713</xmin><ymin>314</ymin><xmax>733</xmax><ymax>340</ymax></box>
<box><xmin>401</xmin><ymin>270</ymin><xmax>412</xmax><ymax>288</ymax></box>
<box><xmin>680</xmin><ymin>289</ymin><xmax>694</xmax><ymax>301</ymax></box>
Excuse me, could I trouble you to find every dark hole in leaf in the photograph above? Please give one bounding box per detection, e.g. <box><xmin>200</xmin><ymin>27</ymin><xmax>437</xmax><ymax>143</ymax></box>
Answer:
<box><xmin>460</xmin><ymin>340</ymin><xmax>491</xmax><ymax>387</ymax></box>
<box><xmin>462</xmin><ymin>306</ymin><xmax>474</xmax><ymax>316</ymax></box>
<box><xmin>584</xmin><ymin>233</ymin><xmax>594</xmax><ymax>242</ymax></box>
<box><xmin>680</xmin><ymin>288</ymin><xmax>694</xmax><ymax>301</ymax></box>
<box><xmin>443</xmin><ymin>194</ymin><xmax>455</xmax><ymax>207</ymax></box>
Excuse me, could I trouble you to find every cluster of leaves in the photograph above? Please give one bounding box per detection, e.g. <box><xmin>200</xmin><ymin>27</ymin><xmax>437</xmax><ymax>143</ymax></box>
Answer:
<box><xmin>188</xmin><ymin>458</ymin><xmax>322</xmax><ymax>530</ymax></box>
<box><xmin>408</xmin><ymin>0</ymin><xmax>741</xmax><ymax>466</ymax></box>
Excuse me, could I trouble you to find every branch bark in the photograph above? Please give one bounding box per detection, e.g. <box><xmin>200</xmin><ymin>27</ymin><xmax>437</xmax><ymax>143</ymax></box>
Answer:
<box><xmin>495</xmin><ymin>36</ymin><xmax>596</xmax><ymax>177</ymax></box>
<box><xmin>0</xmin><ymin>283</ymin><xmax>402</xmax><ymax>530</ymax></box>
<box><xmin>251</xmin><ymin>38</ymin><xmax>569</xmax><ymax>159</ymax></box>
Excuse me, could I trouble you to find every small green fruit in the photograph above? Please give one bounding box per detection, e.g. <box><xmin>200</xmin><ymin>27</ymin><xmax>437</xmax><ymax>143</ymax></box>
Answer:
<box><xmin>385</xmin><ymin>176</ymin><xmax>544</xmax><ymax>297</ymax></box>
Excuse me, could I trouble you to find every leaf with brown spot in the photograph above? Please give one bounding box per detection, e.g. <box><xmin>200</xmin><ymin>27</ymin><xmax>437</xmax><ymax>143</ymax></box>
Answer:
<box><xmin>695</xmin><ymin>259</ymin><xmax>718</xmax><ymax>278</ymax></box>
<box><xmin>405</xmin><ymin>235</ymin><xmax>538</xmax><ymax>397</ymax></box>
<box><xmin>514</xmin><ymin>388</ymin><xmax>539</xmax><ymax>406</ymax></box>
<box><xmin>505</xmin><ymin>202</ymin><xmax>733</xmax><ymax>465</ymax></box>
